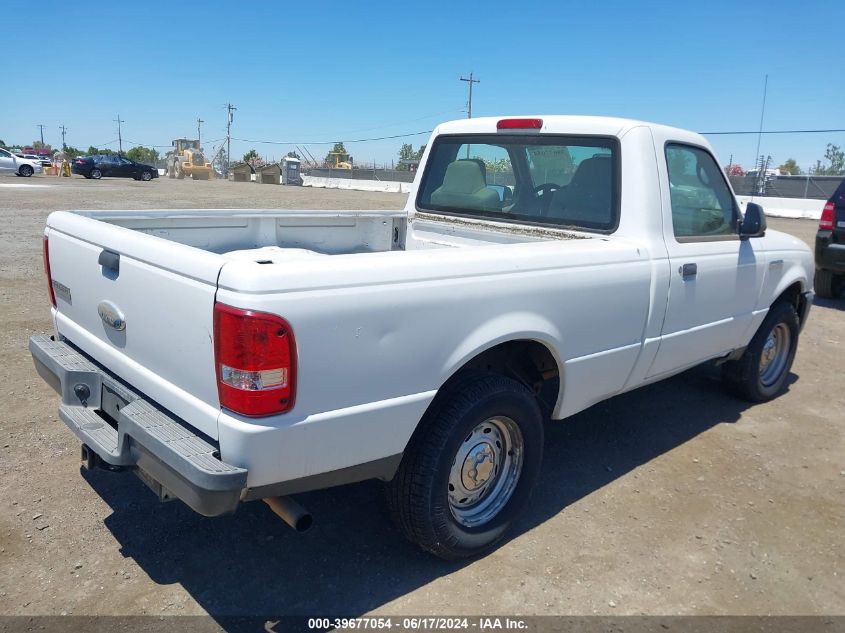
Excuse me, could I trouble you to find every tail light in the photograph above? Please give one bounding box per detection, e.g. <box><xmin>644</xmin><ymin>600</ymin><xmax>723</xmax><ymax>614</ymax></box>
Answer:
<box><xmin>43</xmin><ymin>236</ymin><xmax>56</xmax><ymax>307</ymax></box>
<box><xmin>497</xmin><ymin>118</ymin><xmax>543</xmax><ymax>130</ymax></box>
<box><xmin>819</xmin><ymin>201</ymin><xmax>835</xmax><ymax>230</ymax></box>
<box><xmin>214</xmin><ymin>303</ymin><xmax>296</xmax><ymax>416</ymax></box>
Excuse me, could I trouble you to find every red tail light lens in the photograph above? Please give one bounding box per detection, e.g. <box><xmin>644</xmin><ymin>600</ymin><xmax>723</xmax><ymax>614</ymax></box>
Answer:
<box><xmin>43</xmin><ymin>236</ymin><xmax>56</xmax><ymax>307</ymax></box>
<box><xmin>214</xmin><ymin>303</ymin><xmax>296</xmax><ymax>417</ymax></box>
<box><xmin>497</xmin><ymin>118</ymin><xmax>543</xmax><ymax>130</ymax></box>
<box><xmin>819</xmin><ymin>201</ymin><xmax>835</xmax><ymax>230</ymax></box>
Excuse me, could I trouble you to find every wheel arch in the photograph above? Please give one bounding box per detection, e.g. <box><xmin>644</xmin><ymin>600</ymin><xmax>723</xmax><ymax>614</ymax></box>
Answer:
<box><xmin>436</xmin><ymin>315</ymin><xmax>566</xmax><ymax>418</ymax></box>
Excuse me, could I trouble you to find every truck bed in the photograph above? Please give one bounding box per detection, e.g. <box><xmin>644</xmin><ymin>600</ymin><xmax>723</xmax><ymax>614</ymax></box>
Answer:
<box><xmin>67</xmin><ymin>208</ymin><xmax>587</xmax><ymax>257</ymax></box>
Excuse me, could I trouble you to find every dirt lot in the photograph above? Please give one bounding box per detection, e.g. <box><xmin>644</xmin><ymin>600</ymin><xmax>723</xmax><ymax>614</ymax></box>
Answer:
<box><xmin>0</xmin><ymin>175</ymin><xmax>842</xmax><ymax>619</ymax></box>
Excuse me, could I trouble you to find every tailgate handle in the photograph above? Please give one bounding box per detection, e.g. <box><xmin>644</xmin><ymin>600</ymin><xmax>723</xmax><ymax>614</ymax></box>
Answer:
<box><xmin>98</xmin><ymin>250</ymin><xmax>120</xmax><ymax>275</ymax></box>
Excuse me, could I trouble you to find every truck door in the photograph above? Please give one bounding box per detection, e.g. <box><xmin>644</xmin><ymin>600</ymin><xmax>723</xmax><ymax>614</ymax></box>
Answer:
<box><xmin>648</xmin><ymin>143</ymin><xmax>765</xmax><ymax>378</ymax></box>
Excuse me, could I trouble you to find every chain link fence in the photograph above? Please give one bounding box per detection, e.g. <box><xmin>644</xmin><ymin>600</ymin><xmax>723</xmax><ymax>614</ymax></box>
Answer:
<box><xmin>729</xmin><ymin>174</ymin><xmax>843</xmax><ymax>199</ymax></box>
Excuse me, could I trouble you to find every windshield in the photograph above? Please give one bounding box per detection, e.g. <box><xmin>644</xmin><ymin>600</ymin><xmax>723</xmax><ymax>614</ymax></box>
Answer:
<box><xmin>417</xmin><ymin>134</ymin><xmax>619</xmax><ymax>232</ymax></box>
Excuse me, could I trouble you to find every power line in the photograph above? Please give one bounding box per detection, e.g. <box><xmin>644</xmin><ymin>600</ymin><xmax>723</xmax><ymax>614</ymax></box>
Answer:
<box><xmin>701</xmin><ymin>128</ymin><xmax>845</xmax><ymax>135</ymax></box>
<box><xmin>231</xmin><ymin>130</ymin><xmax>432</xmax><ymax>146</ymax></box>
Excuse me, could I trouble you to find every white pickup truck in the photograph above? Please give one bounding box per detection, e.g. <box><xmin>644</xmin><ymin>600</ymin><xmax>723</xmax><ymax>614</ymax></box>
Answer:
<box><xmin>31</xmin><ymin>116</ymin><xmax>814</xmax><ymax>559</ymax></box>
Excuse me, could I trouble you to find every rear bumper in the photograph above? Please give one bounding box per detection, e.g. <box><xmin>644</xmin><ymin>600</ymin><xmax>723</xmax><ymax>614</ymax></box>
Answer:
<box><xmin>29</xmin><ymin>335</ymin><xmax>247</xmax><ymax>516</ymax></box>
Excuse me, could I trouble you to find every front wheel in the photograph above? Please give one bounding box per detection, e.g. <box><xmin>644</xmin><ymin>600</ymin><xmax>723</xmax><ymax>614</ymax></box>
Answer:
<box><xmin>140</xmin><ymin>171</ymin><xmax>153</xmax><ymax>181</ymax></box>
<box><xmin>722</xmin><ymin>301</ymin><xmax>799</xmax><ymax>402</ymax></box>
<box><xmin>386</xmin><ymin>374</ymin><xmax>544</xmax><ymax>559</ymax></box>
<box><xmin>90</xmin><ymin>168</ymin><xmax>102</xmax><ymax>180</ymax></box>
<box><xmin>19</xmin><ymin>165</ymin><xmax>34</xmax><ymax>177</ymax></box>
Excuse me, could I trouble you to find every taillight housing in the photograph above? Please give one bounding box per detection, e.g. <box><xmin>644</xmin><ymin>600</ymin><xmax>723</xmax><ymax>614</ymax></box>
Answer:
<box><xmin>819</xmin><ymin>201</ymin><xmax>835</xmax><ymax>230</ymax></box>
<box><xmin>43</xmin><ymin>235</ymin><xmax>56</xmax><ymax>307</ymax></box>
<box><xmin>214</xmin><ymin>303</ymin><xmax>296</xmax><ymax>417</ymax></box>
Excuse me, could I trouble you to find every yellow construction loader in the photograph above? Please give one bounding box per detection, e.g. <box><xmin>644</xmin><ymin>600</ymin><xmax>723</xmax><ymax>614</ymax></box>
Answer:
<box><xmin>166</xmin><ymin>138</ymin><xmax>213</xmax><ymax>180</ymax></box>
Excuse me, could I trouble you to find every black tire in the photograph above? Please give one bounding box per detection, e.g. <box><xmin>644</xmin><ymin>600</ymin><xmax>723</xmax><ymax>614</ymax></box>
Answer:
<box><xmin>176</xmin><ymin>169</ymin><xmax>184</xmax><ymax>180</ymax></box>
<box><xmin>140</xmin><ymin>171</ymin><xmax>153</xmax><ymax>182</ymax></box>
<box><xmin>168</xmin><ymin>166</ymin><xmax>176</xmax><ymax>179</ymax></box>
<box><xmin>19</xmin><ymin>164</ymin><xmax>34</xmax><ymax>177</ymax></box>
<box><xmin>722</xmin><ymin>301</ymin><xmax>799</xmax><ymax>402</ymax></box>
<box><xmin>386</xmin><ymin>374</ymin><xmax>544</xmax><ymax>560</ymax></box>
<box><xmin>814</xmin><ymin>269</ymin><xmax>843</xmax><ymax>299</ymax></box>
<box><xmin>90</xmin><ymin>168</ymin><xmax>102</xmax><ymax>180</ymax></box>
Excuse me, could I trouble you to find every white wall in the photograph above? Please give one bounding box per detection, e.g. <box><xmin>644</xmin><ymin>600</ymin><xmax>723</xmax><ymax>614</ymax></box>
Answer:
<box><xmin>302</xmin><ymin>175</ymin><xmax>414</xmax><ymax>194</ymax></box>
<box><xmin>737</xmin><ymin>195</ymin><xmax>824</xmax><ymax>220</ymax></box>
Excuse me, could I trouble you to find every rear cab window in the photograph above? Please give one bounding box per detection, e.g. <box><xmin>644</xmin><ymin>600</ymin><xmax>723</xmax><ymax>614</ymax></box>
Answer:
<box><xmin>417</xmin><ymin>134</ymin><xmax>620</xmax><ymax>233</ymax></box>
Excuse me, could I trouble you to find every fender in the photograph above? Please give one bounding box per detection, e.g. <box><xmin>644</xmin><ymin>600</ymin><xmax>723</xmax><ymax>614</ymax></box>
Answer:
<box><xmin>439</xmin><ymin>311</ymin><xmax>566</xmax><ymax>416</ymax></box>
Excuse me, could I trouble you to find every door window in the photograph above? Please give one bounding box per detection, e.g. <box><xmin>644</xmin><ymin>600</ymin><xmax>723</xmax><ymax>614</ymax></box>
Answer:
<box><xmin>666</xmin><ymin>144</ymin><xmax>738</xmax><ymax>240</ymax></box>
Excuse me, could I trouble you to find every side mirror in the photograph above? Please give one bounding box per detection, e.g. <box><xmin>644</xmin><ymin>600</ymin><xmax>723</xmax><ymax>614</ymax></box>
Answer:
<box><xmin>739</xmin><ymin>202</ymin><xmax>766</xmax><ymax>239</ymax></box>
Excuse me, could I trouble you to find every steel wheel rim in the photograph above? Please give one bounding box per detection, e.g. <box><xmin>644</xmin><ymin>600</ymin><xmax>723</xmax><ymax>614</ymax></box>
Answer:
<box><xmin>759</xmin><ymin>323</ymin><xmax>791</xmax><ymax>387</ymax></box>
<box><xmin>448</xmin><ymin>416</ymin><xmax>524</xmax><ymax>528</ymax></box>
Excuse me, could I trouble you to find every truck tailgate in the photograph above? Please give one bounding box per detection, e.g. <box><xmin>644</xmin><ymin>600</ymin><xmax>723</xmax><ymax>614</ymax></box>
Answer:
<box><xmin>45</xmin><ymin>212</ymin><xmax>224</xmax><ymax>439</ymax></box>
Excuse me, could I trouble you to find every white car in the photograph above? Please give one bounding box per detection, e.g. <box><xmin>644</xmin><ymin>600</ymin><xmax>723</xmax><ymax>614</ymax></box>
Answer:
<box><xmin>30</xmin><ymin>115</ymin><xmax>814</xmax><ymax>558</ymax></box>
<box><xmin>0</xmin><ymin>148</ymin><xmax>43</xmax><ymax>176</ymax></box>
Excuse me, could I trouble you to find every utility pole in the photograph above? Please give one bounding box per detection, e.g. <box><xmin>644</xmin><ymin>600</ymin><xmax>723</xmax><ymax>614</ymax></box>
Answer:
<box><xmin>460</xmin><ymin>72</ymin><xmax>480</xmax><ymax>119</ymax></box>
<box><xmin>59</xmin><ymin>125</ymin><xmax>68</xmax><ymax>149</ymax></box>
<box><xmin>197</xmin><ymin>117</ymin><xmax>204</xmax><ymax>148</ymax></box>
<box><xmin>36</xmin><ymin>124</ymin><xmax>46</xmax><ymax>145</ymax></box>
<box><xmin>225</xmin><ymin>103</ymin><xmax>237</xmax><ymax>175</ymax></box>
<box><xmin>114</xmin><ymin>115</ymin><xmax>125</xmax><ymax>154</ymax></box>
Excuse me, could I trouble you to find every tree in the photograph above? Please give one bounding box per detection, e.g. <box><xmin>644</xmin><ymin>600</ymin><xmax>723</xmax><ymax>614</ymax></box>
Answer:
<box><xmin>242</xmin><ymin>149</ymin><xmax>262</xmax><ymax>168</ymax></box>
<box><xmin>778</xmin><ymin>158</ymin><xmax>801</xmax><ymax>175</ymax></box>
<box><xmin>63</xmin><ymin>146</ymin><xmax>82</xmax><ymax>159</ymax></box>
<box><xmin>87</xmin><ymin>146</ymin><xmax>114</xmax><ymax>156</ymax></box>
<box><xmin>0</xmin><ymin>140</ymin><xmax>6</xmax><ymax>148</ymax></box>
<box><xmin>32</xmin><ymin>140</ymin><xmax>47</xmax><ymax>149</ymax></box>
<box><xmin>724</xmin><ymin>163</ymin><xmax>745</xmax><ymax>177</ymax></box>
<box><xmin>813</xmin><ymin>143</ymin><xmax>845</xmax><ymax>175</ymax></box>
<box><xmin>397</xmin><ymin>143</ymin><xmax>426</xmax><ymax>169</ymax></box>
<box><xmin>126</xmin><ymin>146</ymin><xmax>159</xmax><ymax>165</ymax></box>
<box><xmin>286</xmin><ymin>151</ymin><xmax>301</xmax><ymax>159</ymax></box>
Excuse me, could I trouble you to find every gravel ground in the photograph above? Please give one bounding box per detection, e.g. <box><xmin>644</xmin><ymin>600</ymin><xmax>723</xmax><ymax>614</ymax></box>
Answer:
<box><xmin>0</xmin><ymin>175</ymin><xmax>842</xmax><ymax>618</ymax></box>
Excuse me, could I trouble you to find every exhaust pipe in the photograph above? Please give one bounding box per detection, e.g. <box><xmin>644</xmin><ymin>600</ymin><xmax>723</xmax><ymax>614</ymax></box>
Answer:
<box><xmin>263</xmin><ymin>496</ymin><xmax>313</xmax><ymax>532</ymax></box>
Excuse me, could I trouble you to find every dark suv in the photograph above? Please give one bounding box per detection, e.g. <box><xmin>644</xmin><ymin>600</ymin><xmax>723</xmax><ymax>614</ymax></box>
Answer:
<box><xmin>815</xmin><ymin>178</ymin><xmax>845</xmax><ymax>298</ymax></box>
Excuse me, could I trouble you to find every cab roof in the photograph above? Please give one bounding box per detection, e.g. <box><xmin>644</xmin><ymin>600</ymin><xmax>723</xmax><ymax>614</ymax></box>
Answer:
<box><xmin>433</xmin><ymin>115</ymin><xmax>708</xmax><ymax>147</ymax></box>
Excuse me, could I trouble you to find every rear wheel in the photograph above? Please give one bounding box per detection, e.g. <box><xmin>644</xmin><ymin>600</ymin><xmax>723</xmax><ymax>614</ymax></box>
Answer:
<box><xmin>90</xmin><ymin>168</ymin><xmax>102</xmax><ymax>180</ymax></box>
<box><xmin>722</xmin><ymin>301</ymin><xmax>799</xmax><ymax>402</ymax></box>
<box><xmin>814</xmin><ymin>269</ymin><xmax>844</xmax><ymax>299</ymax></box>
<box><xmin>18</xmin><ymin>165</ymin><xmax>34</xmax><ymax>177</ymax></box>
<box><xmin>386</xmin><ymin>374</ymin><xmax>543</xmax><ymax>559</ymax></box>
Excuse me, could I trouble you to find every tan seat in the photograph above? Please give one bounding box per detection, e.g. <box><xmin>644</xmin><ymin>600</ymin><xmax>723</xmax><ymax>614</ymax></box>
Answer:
<box><xmin>430</xmin><ymin>160</ymin><xmax>500</xmax><ymax>212</ymax></box>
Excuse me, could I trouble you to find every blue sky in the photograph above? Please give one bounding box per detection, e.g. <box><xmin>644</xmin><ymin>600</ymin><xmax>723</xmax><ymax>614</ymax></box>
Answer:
<box><xmin>2</xmin><ymin>0</ymin><xmax>843</xmax><ymax>171</ymax></box>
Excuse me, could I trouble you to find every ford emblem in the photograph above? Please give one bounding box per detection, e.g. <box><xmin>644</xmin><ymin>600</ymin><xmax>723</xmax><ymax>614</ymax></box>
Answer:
<box><xmin>97</xmin><ymin>300</ymin><xmax>126</xmax><ymax>331</ymax></box>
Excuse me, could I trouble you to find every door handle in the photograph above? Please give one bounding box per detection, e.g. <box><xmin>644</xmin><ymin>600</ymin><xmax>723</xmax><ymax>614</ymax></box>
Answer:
<box><xmin>98</xmin><ymin>249</ymin><xmax>120</xmax><ymax>275</ymax></box>
<box><xmin>680</xmin><ymin>263</ymin><xmax>697</xmax><ymax>279</ymax></box>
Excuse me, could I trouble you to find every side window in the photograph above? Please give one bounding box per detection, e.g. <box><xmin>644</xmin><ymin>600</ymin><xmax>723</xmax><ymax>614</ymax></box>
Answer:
<box><xmin>666</xmin><ymin>144</ymin><xmax>737</xmax><ymax>239</ymax></box>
